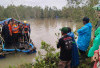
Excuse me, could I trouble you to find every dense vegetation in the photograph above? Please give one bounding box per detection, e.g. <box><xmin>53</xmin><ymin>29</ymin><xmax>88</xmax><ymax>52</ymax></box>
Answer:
<box><xmin>0</xmin><ymin>5</ymin><xmax>62</xmax><ymax>20</ymax></box>
<box><xmin>0</xmin><ymin>0</ymin><xmax>99</xmax><ymax>25</ymax></box>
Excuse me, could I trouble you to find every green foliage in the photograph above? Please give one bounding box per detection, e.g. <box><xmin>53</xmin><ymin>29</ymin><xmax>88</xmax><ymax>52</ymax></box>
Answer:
<box><xmin>9</xmin><ymin>63</ymin><xmax>33</xmax><ymax>68</ymax></box>
<box><xmin>9</xmin><ymin>65</ymin><xmax>16</xmax><ymax>68</ymax></box>
<box><xmin>0</xmin><ymin>0</ymin><xmax>99</xmax><ymax>23</ymax></box>
<box><xmin>0</xmin><ymin>5</ymin><xmax>61</xmax><ymax>20</ymax></box>
<box><xmin>66</xmin><ymin>0</ymin><xmax>99</xmax><ymax>26</ymax></box>
<box><xmin>17</xmin><ymin>63</ymin><xmax>32</xmax><ymax>68</ymax></box>
<box><xmin>78</xmin><ymin>58</ymin><xmax>92</xmax><ymax>68</ymax></box>
<box><xmin>34</xmin><ymin>41</ymin><xmax>60</xmax><ymax>68</ymax></box>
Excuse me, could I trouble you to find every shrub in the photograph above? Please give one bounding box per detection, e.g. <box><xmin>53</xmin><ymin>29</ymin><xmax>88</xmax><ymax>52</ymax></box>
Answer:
<box><xmin>33</xmin><ymin>41</ymin><xmax>60</xmax><ymax>68</ymax></box>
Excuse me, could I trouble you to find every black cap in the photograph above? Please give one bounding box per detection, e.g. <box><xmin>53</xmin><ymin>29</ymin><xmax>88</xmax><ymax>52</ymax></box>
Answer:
<box><xmin>83</xmin><ymin>17</ymin><xmax>90</xmax><ymax>23</ymax></box>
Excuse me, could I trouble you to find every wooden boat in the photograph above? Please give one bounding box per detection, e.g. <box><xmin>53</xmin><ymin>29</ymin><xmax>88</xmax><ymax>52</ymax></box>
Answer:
<box><xmin>0</xmin><ymin>18</ymin><xmax>36</xmax><ymax>57</ymax></box>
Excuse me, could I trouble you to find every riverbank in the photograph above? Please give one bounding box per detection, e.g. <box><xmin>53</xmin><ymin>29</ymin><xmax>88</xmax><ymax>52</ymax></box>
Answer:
<box><xmin>10</xmin><ymin>41</ymin><xmax>94</xmax><ymax>68</ymax></box>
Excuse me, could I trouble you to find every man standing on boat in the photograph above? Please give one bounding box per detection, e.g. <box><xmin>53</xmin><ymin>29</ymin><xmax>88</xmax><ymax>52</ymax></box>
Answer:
<box><xmin>77</xmin><ymin>17</ymin><xmax>92</xmax><ymax>59</ymax></box>
<box><xmin>23</xmin><ymin>21</ymin><xmax>29</xmax><ymax>42</ymax></box>
<box><xmin>8</xmin><ymin>20</ymin><xmax>12</xmax><ymax>36</ymax></box>
<box><xmin>12</xmin><ymin>22</ymin><xmax>19</xmax><ymax>44</ymax></box>
<box><xmin>18</xmin><ymin>22</ymin><xmax>23</xmax><ymax>42</ymax></box>
<box><xmin>2</xmin><ymin>21</ymin><xmax>12</xmax><ymax>47</ymax></box>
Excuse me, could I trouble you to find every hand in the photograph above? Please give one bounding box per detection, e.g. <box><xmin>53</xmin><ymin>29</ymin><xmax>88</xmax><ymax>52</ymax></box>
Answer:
<box><xmin>10</xmin><ymin>33</ymin><xmax>12</xmax><ymax>36</ymax></box>
<box><xmin>92</xmin><ymin>53</ymin><xmax>99</xmax><ymax>62</ymax></box>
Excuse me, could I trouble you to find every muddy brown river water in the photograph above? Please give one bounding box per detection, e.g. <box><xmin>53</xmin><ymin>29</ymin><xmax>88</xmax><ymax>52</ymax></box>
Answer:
<box><xmin>0</xmin><ymin>19</ymin><xmax>77</xmax><ymax>68</ymax></box>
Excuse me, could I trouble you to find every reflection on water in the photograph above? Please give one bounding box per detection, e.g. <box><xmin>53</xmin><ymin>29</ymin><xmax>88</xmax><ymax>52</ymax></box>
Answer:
<box><xmin>0</xmin><ymin>19</ymin><xmax>77</xmax><ymax>68</ymax></box>
<box><xmin>0</xmin><ymin>53</ymin><xmax>36</xmax><ymax>68</ymax></box>
<box><xmin>30</xmin><ymin>19</ymin><xmax>77</xmax><ymax>49</ymax></box>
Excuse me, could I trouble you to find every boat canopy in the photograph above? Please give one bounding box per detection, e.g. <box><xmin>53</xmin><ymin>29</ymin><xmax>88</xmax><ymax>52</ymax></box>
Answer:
<box><xmin>0</xmin><ymin>18</ymin><xmax>28</xmax><ymax>25</ymax></box>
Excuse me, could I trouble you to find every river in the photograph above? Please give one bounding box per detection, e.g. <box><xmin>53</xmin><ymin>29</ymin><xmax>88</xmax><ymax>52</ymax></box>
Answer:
<box><xmin>0</xmin><ymin>19</ymin><xmax>77</xmax><ymax>68</ymax></box>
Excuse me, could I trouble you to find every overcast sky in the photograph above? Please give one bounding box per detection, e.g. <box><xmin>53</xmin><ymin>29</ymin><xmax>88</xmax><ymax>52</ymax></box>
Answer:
<box><xmin>0</xmin><ymin>0</ymin><xmax>67</xmax><ymax>9</ymax></box>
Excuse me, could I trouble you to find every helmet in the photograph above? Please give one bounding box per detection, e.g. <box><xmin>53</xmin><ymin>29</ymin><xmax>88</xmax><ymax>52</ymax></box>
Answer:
<box><xmin>24</xmin><ymin>21</ymin><xmax>27</xmax><ymax>23</ymax></box>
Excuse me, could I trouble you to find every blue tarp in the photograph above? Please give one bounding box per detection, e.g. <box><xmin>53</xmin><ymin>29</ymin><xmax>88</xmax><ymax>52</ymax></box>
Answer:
<box><xmin>0</xmin><ymin>18</ymin><xmax>12</xmax><ymax>25</ymax></box>
<box><xmin>2</xmin><ymin>43</ymin><xmax>36</xmax><ymax>53</ymax></box>
<box><xmin>0</xmin><ymin>18</ymin><xmax>28</xmax><ymax>25</ymax></box>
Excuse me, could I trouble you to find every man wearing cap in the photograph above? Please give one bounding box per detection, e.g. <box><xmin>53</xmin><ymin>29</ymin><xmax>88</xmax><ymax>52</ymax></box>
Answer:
<box><xmin>57</xmin><ymin>27</ymin><xmax>73</xmax><ymax>68</ymax></box>
<box><xmin>77</xmin><ymin>17</ymin><xmax>92</xmax><ymax>59</ymax></box>
<box><xmin>23</xmin><ymin>21</ymin><xmax>29</xmax><ymax>42</ymax></box>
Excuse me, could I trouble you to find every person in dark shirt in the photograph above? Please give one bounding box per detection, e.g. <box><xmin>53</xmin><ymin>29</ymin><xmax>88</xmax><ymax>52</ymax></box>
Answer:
<box><xmin>18</xmin><ymin>22</ymin><xmax>23</xmax><ymax>42</ymax></box>
<box><xmin>57</xmin><ymin>27</ymin><xmax>73</xmax><ymax>68</ymax></box>
<box><xmin>2</xmin><ymin>21</ymin><xmax>12</xmax><ymax>47</ymax></box>
<box><xmin>2</xmin><ymin>21</ymin><xmax>9</xmax><ymax>37</ymax></box>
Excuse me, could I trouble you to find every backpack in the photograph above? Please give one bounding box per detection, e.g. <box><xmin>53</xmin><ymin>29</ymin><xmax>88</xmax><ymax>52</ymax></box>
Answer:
<box><xmin>63</xmin><ymin>36</ymin><xmax>73</xmax><ymax>50</ymax></box>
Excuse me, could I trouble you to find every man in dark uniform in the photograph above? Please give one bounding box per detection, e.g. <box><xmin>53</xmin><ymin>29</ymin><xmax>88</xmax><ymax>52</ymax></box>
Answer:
<box><xmin>57</xmin><ymin>27</ymin><xmax>73</xmax><ymax>68</ymax></box>
<box><xmin>2</xmin><ymin>21</ymin><xmax>12</xmax><ymax>47</ymax></box>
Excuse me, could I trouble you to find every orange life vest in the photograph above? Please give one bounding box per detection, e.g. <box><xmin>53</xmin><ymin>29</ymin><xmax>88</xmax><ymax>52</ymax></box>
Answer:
<box><xmin>12</xmin><ymin>24</ymin><xmax>19</xmax><ymax>33</ymax></box>
<box><xmin>8</xmin><ymin>24</ymin><xmax>12</xmax><ymax>35</ymax></box>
